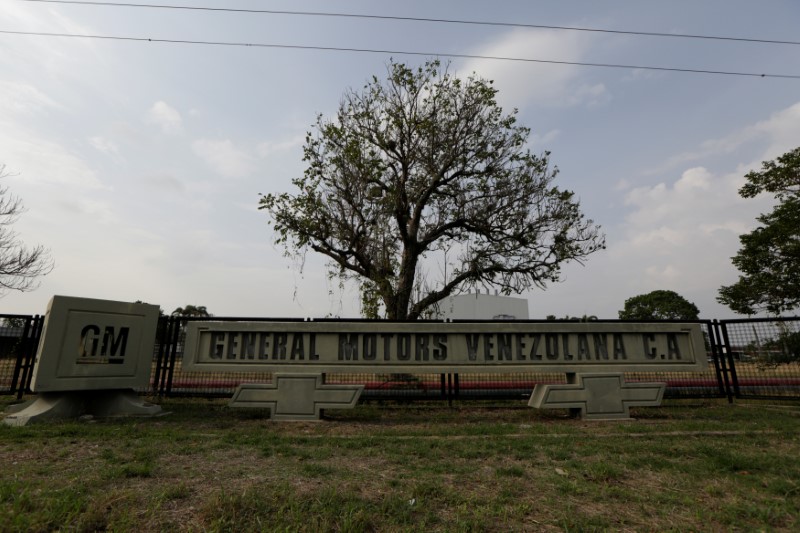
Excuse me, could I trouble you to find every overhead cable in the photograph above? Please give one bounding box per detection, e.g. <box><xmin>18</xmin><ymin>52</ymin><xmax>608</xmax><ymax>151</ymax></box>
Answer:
<box><xmin>18</xmin><ymin>0</ymin><xmax>800</xmax><ymax>47</ymax></box>
<box><xmin>2</xmin><ymin>29</ymin><xmax>798</xmax><ymax>79</ymax></box>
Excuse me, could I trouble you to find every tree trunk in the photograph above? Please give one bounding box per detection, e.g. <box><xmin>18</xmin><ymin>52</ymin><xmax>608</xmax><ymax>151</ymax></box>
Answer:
<box><xmin>385</xmin><ymin>248</ymin><xmax>418</xmax><ymax>320</ymax></box>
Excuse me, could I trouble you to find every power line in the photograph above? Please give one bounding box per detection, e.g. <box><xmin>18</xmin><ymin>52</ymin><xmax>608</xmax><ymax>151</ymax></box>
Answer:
<box><xmin>18</xmin><ymin>0</ymin><xmax>800</xmax><ymax>47</ymax></box>
<box><xmin>3</xmin><ymin>29</ymin><xmax>799</xmax><ymax>79</ymax></box>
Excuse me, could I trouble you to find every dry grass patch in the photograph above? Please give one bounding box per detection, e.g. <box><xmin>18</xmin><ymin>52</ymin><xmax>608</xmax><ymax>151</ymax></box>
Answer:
<box><xmin>1</xmin><ymin>397</ymin><xmax>798</xmax><ymax>531</ymax></box>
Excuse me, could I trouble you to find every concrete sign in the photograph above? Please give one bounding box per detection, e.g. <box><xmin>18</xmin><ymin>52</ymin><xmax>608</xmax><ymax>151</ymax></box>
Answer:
<box><xmin>184</xmin><ymin>321</ymin><xmax>707</xmax><ymax>374</ymax></box>
<box><xmin>4</xmin><ymin>296</ymin><xmax>162</xmax><ymax>426</ymax></box>
<box><xmin>184</xmin><ymin>321</ymin><xmax>707</xmax><ymax>420</ymax></box>
<box><xmin>31</xmin><ymin>296</ymin><xmax>160</xmax><ymax>392</ymax></box>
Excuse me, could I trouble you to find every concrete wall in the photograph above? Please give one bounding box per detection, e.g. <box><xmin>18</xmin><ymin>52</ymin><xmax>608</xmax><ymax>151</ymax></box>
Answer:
<box><xmin>437</xmin><ymin>293</ymin><xmax>529</xmax><ymax>320</ymax></box>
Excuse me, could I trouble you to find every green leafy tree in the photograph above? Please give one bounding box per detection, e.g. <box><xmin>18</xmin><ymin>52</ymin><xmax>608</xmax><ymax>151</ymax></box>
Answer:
<box><xmin>761</xmin><ymin>329</ymin><xmax>800</xmax><ymax>366</ymax></box>
<box><xmin>619</xmin><ymin>290</ymin><xmax>700</xmax><ymax>320</ymax></box>
<box><xmin>718</xmin><ymin>147</ymin><xmax>800</xmax><ymax>315</ymax></box>
<box><xmin>546</xmin><ymin>314</ymin><xmax>598</xmax><ymax>321</ymax></box>
<box><xmin>766</xmin><ymin>329</ymin><xmax>800</xmax><ymax>365</ymax></box>
<box><xmin>743</xmin><ymin>322</ymin><xmax>800</xmax><ymax>367</ymax></box>
<box><xmin>171</xmin><ymin>305</ymin><xmax>210</xmax><ymax>317</ymax></box>
<box><xmin>0</xmin><ymin>164</ymin><xmax>53</xmax><ymax>294</ymax></box>
<box><xmin>1</xmin><ymin>316</ymin><xmax>27</xmax><ymax>329</ymax></box>
<box><xmin>260</xmin><ymin>60</ymin><xmax>605</xmax><ymax>320</ymax></box>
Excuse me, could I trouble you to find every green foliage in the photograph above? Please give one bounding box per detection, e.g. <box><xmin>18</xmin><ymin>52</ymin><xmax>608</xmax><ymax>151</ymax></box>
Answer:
<box><xmin>752</xmin><ymin>327</ymin><xmax>800</xmax><ymax>366</ymax></box>
<box><xmin>718</xmin><ymin>147</ymin><xmax>800</xmax><ymax>315</ymax></box>
<box><xmin>738</xmin><ymin>147</ymin><xmax>800</xmax><ymax>201</ymax></box>
<box><xmin>260</xmin><ymin>60</ymin><xmax>604</xmax><ymax>319</ymax></box>
<box><xmin>618</xmin><ymin>290</ymin><xmax>700</xmax><ymax>320</ymax></box>
<box><xmin>171</xmin><ymin>304</ymin><xmax>210</xmax><ymax>317</ymax></box>
<box><xmin>1</xmin><ymin>316</ymin><xmax>27</xmax><ymax>329</ymax></box>
<box><xmin>547</xmin><ymin>314</ymin><xmax>598</xmax><ymax>321</ymax></box>
<box><xmin>772</xmin><ymin>329</ymin><xmax>800</xmax><ymax>363</ymax></box>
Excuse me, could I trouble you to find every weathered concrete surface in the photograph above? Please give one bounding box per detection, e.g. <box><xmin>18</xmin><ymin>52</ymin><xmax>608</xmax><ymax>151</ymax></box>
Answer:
<box><xmin>229</xmin><ymin>374</ymin><xmax>363</xmax><ymax>421</ymax></box>
<box><xmin>529</xmin><ymin>373</ymin><xmax>666</xmax><ymax>420</ymax></box>
<box><xmin>3</xmin><ymin>389</ymin><xmax>163</xmax><ymax>426</ymax></box>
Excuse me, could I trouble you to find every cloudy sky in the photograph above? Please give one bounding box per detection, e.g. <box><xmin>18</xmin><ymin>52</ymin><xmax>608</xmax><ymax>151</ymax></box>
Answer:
<box><xmin>1</xmin><ymin>0</ymin><xmax>799</xmax><ymax>319</ymax></box>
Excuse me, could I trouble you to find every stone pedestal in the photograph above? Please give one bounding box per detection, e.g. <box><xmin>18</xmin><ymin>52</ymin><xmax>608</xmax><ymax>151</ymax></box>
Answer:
<box><xmin>230</xmin><ymin>374</ymin><xmax>363</xmax><ymax>421</ymax></box>
<box><xmin>4</xmin><ymin>389</ymin><xmax>163</xmax><ymax>426</ymax></box>
<box><xmin>529</xmin><ymin>373</ymin><xmax>666</xmax><ymax>420</ymax></box>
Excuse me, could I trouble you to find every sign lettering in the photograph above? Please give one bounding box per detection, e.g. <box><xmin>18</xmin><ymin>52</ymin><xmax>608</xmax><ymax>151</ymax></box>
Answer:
<box><xmin>78</xmin><ymin>325</ymin><xmax>129</xmax><ymax>363</ymax></box>
<box><xmin>183</xmin><ymin>322</ymin><xmax>707</xmax><ymax>374</ymax></box>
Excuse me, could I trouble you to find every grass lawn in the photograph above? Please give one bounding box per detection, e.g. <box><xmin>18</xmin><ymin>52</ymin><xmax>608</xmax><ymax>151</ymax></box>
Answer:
<box><xmin>1</xmin><ymin>396</ymin><xmax>799</xmax><ymax>532</ymax></box>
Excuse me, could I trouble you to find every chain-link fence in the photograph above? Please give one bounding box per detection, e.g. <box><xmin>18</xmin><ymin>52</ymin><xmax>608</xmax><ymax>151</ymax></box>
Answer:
<box><xmin>719</xmin><ymin>317</ymin><xmax>800</xmax><ymax>399</ymax></box>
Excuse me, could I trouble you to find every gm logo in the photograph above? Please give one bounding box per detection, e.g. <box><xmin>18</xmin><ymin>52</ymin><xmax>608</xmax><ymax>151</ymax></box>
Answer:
<box><xmin>78</xmin><ymin>325</ymin><xmax>130</xmax><ymax>364</ymax></box>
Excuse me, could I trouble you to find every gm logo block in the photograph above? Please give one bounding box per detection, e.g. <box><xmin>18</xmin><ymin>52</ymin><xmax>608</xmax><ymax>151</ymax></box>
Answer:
<box><xmin>30</xmin><ymin>296</ymin><xmax>160</xmax><ymax>392</ymax></box>
<box><xmin>78</xmin><ymin>325</ymin><xmax>130</xmax><ymax>364</ymax></box>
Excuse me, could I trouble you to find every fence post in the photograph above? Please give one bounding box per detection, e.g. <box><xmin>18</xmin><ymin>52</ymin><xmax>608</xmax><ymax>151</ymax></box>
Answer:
<box><xmin>152</xmin><ymin>315</ymin><xmax>170</xmax><ymax>395</ymax></box>
<box><xmin>10</xmin><ymin>316</ymin><xmax>31</xmax><ymax>397</ymax></box>
<box><xmin>718</xmin><ymin>322</ymin><xmax>741</xmax><ymax>400</ymax></box>
<box><xmin>12</xmin><ymin>315</ymin><xmax>43</xmax><ymax>400</ymax></box>
<box><xmin>164</xmin><ymin>317</ymin><xmax>183</xmax><ymax>396</ymax></box>
<box><xmin>708</xmin><ymin>320</ymin><xmax>731</xmax><ymax>402</ymax></box>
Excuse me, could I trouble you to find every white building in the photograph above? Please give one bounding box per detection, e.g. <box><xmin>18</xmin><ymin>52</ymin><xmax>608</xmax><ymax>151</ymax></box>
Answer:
<box><xmin>436</xmin><ymin>292</ymin><xmax>529</xmax><ymax>320</ymax></box>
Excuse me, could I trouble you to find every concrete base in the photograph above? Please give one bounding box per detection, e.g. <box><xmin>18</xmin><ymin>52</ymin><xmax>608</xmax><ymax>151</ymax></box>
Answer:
<box><xmin>230</xmin><ymin>374</ymin><xmax>363</xmax><ymax>421</ymax></box>
<box><xmin>3</xmin><ymin>389</ymin><xmax>164</xmax><ymax>426</ymax></box>
<box><xmin>529</xmin><ymin>373</ymin><xmax>666</xmax><ymax>421</ymax></box>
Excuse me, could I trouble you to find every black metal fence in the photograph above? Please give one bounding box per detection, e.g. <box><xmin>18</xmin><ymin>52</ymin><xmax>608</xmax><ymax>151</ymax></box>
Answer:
<box><xmin>3</xmin><ymin>313</ymin><xmax>799</xmax><ymax>403</ymax></box>
<box><xmin>0</xmin><ymin>314</ymin><xmax>45</xmax><ymax>399</ymax></box>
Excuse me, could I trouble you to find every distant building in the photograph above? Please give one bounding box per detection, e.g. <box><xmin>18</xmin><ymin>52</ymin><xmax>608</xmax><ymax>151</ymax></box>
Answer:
<box><xmin>436</xmin><ymin>292</ymin><xmax>529</xmax><ymax>320</ymax></box>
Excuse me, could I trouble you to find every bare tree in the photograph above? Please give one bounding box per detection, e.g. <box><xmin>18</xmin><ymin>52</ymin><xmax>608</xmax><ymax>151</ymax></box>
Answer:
<box><xmin>0</xmin><ymin>164</ymin><xmax>53</xmax><ymax>294</ymax></box>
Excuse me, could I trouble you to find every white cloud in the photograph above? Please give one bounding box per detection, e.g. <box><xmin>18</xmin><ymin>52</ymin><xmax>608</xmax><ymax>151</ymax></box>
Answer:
<box><xmin>146</xmin><ymin>101</ymin><xmax>183</xmax><ymax>135</ymax></box>
<box><xmin>0</xmin><ymin>4</ymin><xmax>101</xmax><ymax>79</ymax></box>
<box><xmin>674</xmin><ymin>167</ymin><xmax>712</xmax><ymax>193</ymax></box>
<box><xmin>257</xmin><ymin>135</ymin><xmax>305</xmax><ymax>158</ymax></box>
<box><xmin>644</xmin><ymin>265</ymin><xmax>681</xmax><ymax>284</ymax></box>
<box><xmin>0</xmin><ymin>132</ymin><xmax>104</xmax><ymax>190</ymax></box>
<box><xmin>596</xmin><ymin>163</ymin><xmax>771</xmax><ymax>315</ymax></box>
<box><xmin>458</xmin><ymin>29</ymin><xmax>608</xmax><ymax>110</ymax></box>
<box><xmin>530</xmin><ymin>129</ymin><xmax>561</xmax><ymax>146</ymax></box>
<box><xmin>615</xmin><ymin>178</ymin><xmax>631</xmax><ymax>191</ymax></box>
<box><xmin>624</xmin><ymin>167</ymin><xmax>741</xmax><ymax>234</ymax></box>
<box><xmin>698</xmin><ymin>221</ymin><xmax>750</xmax><ymax>237</ymax></box>
<box><xmin>526</xmin><ymin>163</ymin><xmax>759</xmax><ymax>318</ymax></box>
<box><xmin>192</xmin><ymin>139</ymin><xmax>257</xmax><ymax>178</ymax></box>
<box><xmin>534</xmin><ymin>100</ymin><xmax>800</xmax><ymax>319</ymax></box>
<box><xmin>570</xmin><ymin>83</ymin><xmax>611</xmax><ymax>107</ymax></box>
<box><xmin>1</xmin><ymin>1</ymin><xmax>797</xmax><ymax>323</ymax></box>
<box><xmin>621</xmin><ymin>69</ymin><xmax>666</xmax><ymax>83</ymax></box>
<box><xmin>631</xmin><ymin>226</ymin><xmax>686</xmax><ymax>248</ymax></box>
<box><xmin>89</xmin><ymin>136</ymin><xmax>119</xmax><ymax>156</ymax></box>
<box><xmin>141</xmin><ymin>172</ymin><xmax>185</xmax><ymax>192</ymax></box>
<box><xmin>647</xmin><ymin>102</ymin><xmax>800</xmax><ymax>176</ymax></box>
<box><xmin>53</xmin><ymin>196</ymin><xmax>116</xmax><ymax>224</ymax></box>
<box><xmin>751</xmin><ymin>101</ymin><xmax>800</xmax><ymax>159</ymax></box>
<box><xmin>0</xmin><ymin>81</ymin><xmax>62</xmax><ymax>116</ymax></box>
